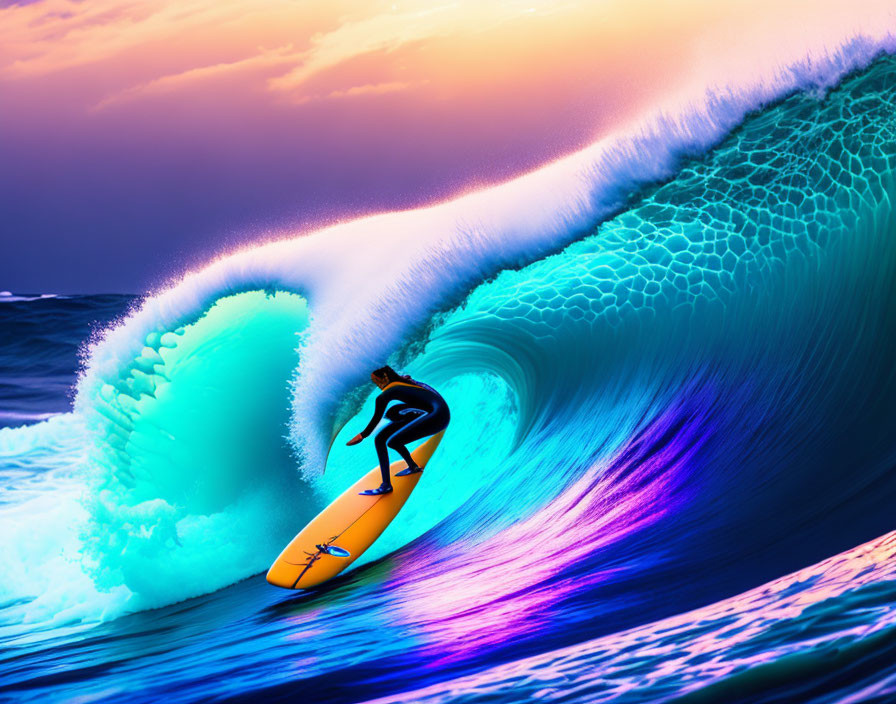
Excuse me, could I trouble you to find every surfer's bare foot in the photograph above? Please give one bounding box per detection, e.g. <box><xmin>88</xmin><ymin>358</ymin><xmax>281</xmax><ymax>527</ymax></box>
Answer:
<box><xmin>359</xmin><ymin>484</ymin><xmax>393</xmax><ymax>496</ymax></box>
<box><xmin>395</xmin><ymin>465</ymin><xmax>423</xmax><ymax>476</ymax></box>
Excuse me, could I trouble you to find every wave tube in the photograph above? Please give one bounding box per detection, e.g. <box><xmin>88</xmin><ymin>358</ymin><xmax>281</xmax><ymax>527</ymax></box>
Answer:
<box><xmin>357</xmin><ymin>55</ymin><xmax>896</xmax><ymax>666</ymax></box>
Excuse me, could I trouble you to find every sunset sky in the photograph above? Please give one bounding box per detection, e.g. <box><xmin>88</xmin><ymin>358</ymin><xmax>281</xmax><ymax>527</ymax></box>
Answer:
<box><xmin>2</xmin><ymin>0</ymin><xmax>894</xmax><ymax>292</ymax></box>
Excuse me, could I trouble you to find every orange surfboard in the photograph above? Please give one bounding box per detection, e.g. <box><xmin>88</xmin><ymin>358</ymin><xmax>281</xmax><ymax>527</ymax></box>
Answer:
<box><xmin>266</xmin><ymin>431</ymin><xmax>445</xmax><ymax>590</ymax></box>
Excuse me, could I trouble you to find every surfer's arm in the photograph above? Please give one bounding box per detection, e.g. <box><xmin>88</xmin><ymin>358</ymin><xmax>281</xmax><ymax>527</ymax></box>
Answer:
<box><xmin>359</xmin><ymin>388</ymin><xmax>399</xmax><ymax>438</ymax></box>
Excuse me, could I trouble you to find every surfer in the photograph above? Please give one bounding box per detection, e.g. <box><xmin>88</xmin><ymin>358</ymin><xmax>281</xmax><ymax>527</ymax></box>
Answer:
<box><xmin>346</xmin><ymin>366</ymin><xmax>450</xmax><ymax>495</ymax></box>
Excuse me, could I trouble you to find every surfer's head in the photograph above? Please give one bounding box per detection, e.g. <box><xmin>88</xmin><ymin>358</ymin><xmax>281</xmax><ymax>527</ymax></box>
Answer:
<box><xmin>372</xmin><ymin>365</ymin><xmax>401</xmax><ymax>389</ymax></box>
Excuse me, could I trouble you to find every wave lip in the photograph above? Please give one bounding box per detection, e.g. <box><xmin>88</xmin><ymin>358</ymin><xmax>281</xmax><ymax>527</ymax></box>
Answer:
<box><xmin>75</xmin><ymin>34</ymin><xmax>896</xmax><ymax>479</ymax></box>
<box><xmin>69</xmin><ymin>40</ymin><xmax>896</xmax><ymax>621</ymax></box>
<box><xmin>78</xmin><ymin>291</ymin><xmax>316</xmax><ymax>613</ymax></box>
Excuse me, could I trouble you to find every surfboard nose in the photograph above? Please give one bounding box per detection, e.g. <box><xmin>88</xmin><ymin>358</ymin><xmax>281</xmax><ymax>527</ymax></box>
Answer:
<box><xmin>266</xmin><ymin>563</ymin><xmax>293</xmax><ymax>588</ymax></box>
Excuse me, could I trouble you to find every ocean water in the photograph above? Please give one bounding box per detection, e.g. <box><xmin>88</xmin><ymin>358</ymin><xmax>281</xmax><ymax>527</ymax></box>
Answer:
<box><xmin>3</xmin><ymin>46</ymin><xmax>896</xmax><ymax>704</ymax></box>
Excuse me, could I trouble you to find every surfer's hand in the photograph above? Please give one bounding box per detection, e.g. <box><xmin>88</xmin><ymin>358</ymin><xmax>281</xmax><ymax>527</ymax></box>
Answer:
<box><xmin>346</xmin><ymin>433</ymin><xmax>364</xmax><ymax>446</ymax></box>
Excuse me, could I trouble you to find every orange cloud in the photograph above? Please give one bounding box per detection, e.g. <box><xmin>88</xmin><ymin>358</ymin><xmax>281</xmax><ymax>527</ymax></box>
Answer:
<box><xmin>91</xmin><ymin>44</ymin><xmax>301</xmax><ymax>110</ymax></box>
<box><xmin>327</xmin><ymin>81</ymin><xmax>422</xmax><ymax>99</ymax></box>
<box><xmin>2</xmin><ymin>0</ymin><xmax>576</xmax><ymax>110</ymax></box>
<box><xmin>0</xmin><ymin>0</ymin><xmax>242</xmax><ymax>77</ymax></box>
<box><xmin>290</xmin><ymin>80</ymin><xmax>425</xmax><ymax>106</ymax></box>
<box><xmin>4</xmin><ymin>0</ymin><xmax>894</xmax><ymax>119</ymax></box>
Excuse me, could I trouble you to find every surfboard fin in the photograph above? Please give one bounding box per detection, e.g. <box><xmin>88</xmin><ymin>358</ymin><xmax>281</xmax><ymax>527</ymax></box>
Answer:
<box><xmin>316</xmin><ymin>544</ymin><xmax>351</xmax><ymax>558</ymax></box>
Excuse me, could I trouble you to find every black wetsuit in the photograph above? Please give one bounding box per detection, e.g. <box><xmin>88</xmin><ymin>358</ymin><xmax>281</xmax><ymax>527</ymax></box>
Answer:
<box><xmin>360</xmin><ymin>380</ymin><xmax>450</xmax><ymax>486</ymax></box>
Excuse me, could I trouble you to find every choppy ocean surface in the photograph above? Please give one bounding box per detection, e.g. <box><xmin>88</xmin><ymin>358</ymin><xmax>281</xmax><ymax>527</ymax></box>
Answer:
<box><xmin>3</xmin><ymin>45</ymin><xmax>896</xmax><ymax>704</ymax></box>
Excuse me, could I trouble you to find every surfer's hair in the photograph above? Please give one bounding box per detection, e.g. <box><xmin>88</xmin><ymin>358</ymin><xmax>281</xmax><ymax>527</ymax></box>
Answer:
<box><xmin>373</xmin><ymin>365</ymin><xmax>403</xmax><ymax>383</ymax></box>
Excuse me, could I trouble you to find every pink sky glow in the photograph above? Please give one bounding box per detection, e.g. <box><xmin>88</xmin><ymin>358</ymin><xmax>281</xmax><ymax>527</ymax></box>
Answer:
<box><xmin>2</xmin><ymin>0</ymin><xmax>894</xmax><ymax>291</ymax></box>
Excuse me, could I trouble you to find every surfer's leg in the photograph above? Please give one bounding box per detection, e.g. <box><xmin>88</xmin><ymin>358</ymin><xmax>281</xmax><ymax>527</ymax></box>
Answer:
<box><xmin>360</xmin><ymin>439</ymin><xmax>395</xmax><ymax>494</ymax></box>
<box><xmin>387</xmin><ymin>431</ymin><xmax>416</xmax><ymax>469</ymax></box>
<box><xmin>387</xmin><ymin>412</ymin><xmax>447</xmax><ymax>472</ymax></box>
<box><xmin>391</xmin><ymin>444</ymin><xmax>417</xmax><ymax>471</ymax></box>
<box><xmin>373</xmin><ymin>420</ymin><xmax>414</xmax><ymax>485</ymax></box>
<box><xmin>374</xmin><ymin>426</ymin><xmax>396</xmax><ymax>486</ymax></box>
